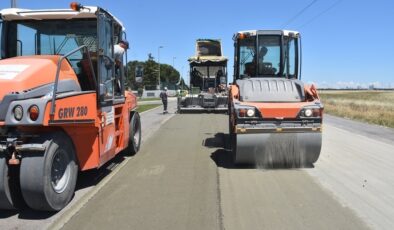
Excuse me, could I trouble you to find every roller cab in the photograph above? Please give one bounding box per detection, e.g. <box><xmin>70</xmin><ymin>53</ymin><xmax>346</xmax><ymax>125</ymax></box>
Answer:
<box><xmin>229</xmin><ymin>30</ymin><xmax>323</xmax><ymax>167</ymax></box>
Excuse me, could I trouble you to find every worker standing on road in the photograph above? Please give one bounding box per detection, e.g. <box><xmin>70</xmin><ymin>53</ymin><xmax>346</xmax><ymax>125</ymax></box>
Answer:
<box><xmin>160</xmin><ymin>87</ymin><xmax>168</xmax><ymax>114</ymax></box>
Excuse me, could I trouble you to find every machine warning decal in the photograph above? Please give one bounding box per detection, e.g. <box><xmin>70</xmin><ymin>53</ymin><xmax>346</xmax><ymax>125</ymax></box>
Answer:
<box><xmin>58</xmin><ymin>106</ymin><xmax>88</xmax><ymax>119</ymax></box>
<box><xmin>105</xmin><ymin>135</ymin><xmax>114</xmax><ymax>151</ymax></box>
<box><xmin>0</xmin><ymin>64</ymin><xmax>29</xmax><ymax>80</ymax></box>
<box><xmin>102</xmin><ymin>106</ymin><xmax>114</xmax><ymax>126</ymax></box>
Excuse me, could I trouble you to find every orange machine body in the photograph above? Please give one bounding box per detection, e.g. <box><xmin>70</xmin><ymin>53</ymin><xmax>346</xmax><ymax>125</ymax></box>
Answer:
<box><xmin>0</xmin><ymin>56</ymin><xmax>137</xmax><ymax>171</ymax></box>
<box><xmin>229</xmin><ymin>83</ymin><xmax>321</xmax><ymax>119</ymax></box>
<box><xmin>0</xmin><ymin>56</ymin><xmax>77</xmax><ymax>100</ymax></box>
<box><xmin>0</xmin><ymin>3</ymin><xmax>141</xmax><ymax>211</ymax></box>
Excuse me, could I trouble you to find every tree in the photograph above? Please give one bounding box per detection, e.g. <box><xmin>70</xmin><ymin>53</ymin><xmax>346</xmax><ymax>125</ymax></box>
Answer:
<box><xmin>178</xmin><ymin>77</ymin><xmax>189</xmax><ymax>90</ymax></box>
<box><xmin>159</xmin><ymin>63</ymin><xmax>180</xmax><ymax>87</ymax></box>
<box><xmin>125</xmin><ymin>56</ymin><xmax>180</xmax><ymax>90</ymax></box>
<box><xmin>143</xmin><ymin>58</ymin><xmax>159</xmax><ymax>89</ymax></box>
<box><xmin>126</xmin><ymin>60</ymin><xmax>144</xmax><ymax>90</ymax></box>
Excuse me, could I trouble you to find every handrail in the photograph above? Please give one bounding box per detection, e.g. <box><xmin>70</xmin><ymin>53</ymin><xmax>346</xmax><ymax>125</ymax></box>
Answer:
<box><xmin>50</xmin><ymin>45</ymin><xmax>97</xmax><ymax>118</ymax></box>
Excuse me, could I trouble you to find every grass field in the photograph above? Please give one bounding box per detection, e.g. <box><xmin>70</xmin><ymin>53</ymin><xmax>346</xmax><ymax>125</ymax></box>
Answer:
<box><xmin>136</xmin><ymin>104</ymin><xmax>161</xmax><ymax>113</ymax></box>
<box><xmin>319</xmin><ymin>90</ymin><xmax>394</xmax><ymax>128</ymax></box>
<box><xmin>137</xmin><ymin>97</ymin><xmax>160</xmax><ymax>102</ymax></box>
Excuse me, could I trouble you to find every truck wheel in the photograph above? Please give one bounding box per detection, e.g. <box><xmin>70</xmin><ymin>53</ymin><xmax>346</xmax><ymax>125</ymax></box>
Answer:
<box><xmin>20</xmin><ymin>132</ymin><xmax>78</xmax><ymax>211</ymax></box>
<box><xmin>128</xmin><ymin>112</ymin><xmax>141</xmax><ymax>155</ymax></box>
<box><xmin>0</xmin><ymin>157</ymin><xmax>15</xmax><ymax>210</ymax></box>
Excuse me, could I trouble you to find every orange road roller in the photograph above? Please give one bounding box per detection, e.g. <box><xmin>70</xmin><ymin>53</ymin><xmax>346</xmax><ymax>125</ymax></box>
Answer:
<box><xmin>0</xmin><ymin>3</ymin><xmax>141</xmax><ymax>211</ymax></box>
<box><xmin>228</xmin><ymin>30</ymin><xmax>323</xmax><ymax>167</ymax></box>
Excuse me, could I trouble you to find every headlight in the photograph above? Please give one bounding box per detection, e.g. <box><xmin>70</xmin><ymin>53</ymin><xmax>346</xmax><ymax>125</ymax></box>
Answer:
<box><xmin>236</xmin><ymin>106</ymin><xmax>259</xmax><ymax>118</ymax></box>
<box><xmin>13</xmin><ymin>105</ymin><xmax>23</xmax><ymax>121</ymax></box>
<box><xmin>304</xmin><ymin>109</ymin><xmax>313</xmax><ymax>117</ymax></box>
<box><xmin>300</xmin><ymin>107</ymin><xmax>322</xmax><ymax>118</ymax></box>
<box><xmin>246</xmin><ymin>109</ymin><xmax>255</xmax><ymax>117</ymax></box>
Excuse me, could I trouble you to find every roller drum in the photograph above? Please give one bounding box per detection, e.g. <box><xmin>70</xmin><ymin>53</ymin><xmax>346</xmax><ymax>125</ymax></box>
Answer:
<box><xmin>234</xmin><ymin>132</ymin><xmax>322</xmax><ymax>167</ymax></box>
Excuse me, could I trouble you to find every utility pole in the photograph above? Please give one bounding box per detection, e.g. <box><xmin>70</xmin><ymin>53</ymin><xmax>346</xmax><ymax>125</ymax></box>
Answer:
<box><xmin>11</xmin><ymin>0</ymin><xmax>17</xmax><ymax>8</ymax></box>
<box><xmin>173</xmin><ymin>57</ymin><xmax>177</xmax><ymax>89</ymax></box>
<box><xmin>181</xmin><ymin>66</ymin><xmax>184</xmax><ymax>90</ymax></box>
<box><xmin>157</xmin><ymin>46</ymin><xmax>163</xmax><ymax>90</ymax></box>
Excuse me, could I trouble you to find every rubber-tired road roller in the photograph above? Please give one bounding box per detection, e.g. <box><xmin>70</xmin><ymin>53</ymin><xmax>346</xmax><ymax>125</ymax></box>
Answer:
<box><xmin>0</xmin><ymin>3</ymin><xmax>141</xmax><ymax>211</ymax></box>
<box><xmin>229</xmin><ymin>30</ymin><xmax>323</xmax><ymax>167</ymax></box>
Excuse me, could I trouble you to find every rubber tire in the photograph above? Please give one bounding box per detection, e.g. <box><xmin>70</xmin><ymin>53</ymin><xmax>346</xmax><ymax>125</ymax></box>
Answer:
<box><xmin>0</xmin><ymin>156</ymin><xmax>15</xmax><ymax>210</ymax></box>
<box><xmin>128</xmin><ymin>112</ymin><xmax>141</xmax><ymax>155</ymax></box>
<box><xmin>20</xmin><ymin>132</ymin><xmax>78</xmax><ymax>211</ymax></box>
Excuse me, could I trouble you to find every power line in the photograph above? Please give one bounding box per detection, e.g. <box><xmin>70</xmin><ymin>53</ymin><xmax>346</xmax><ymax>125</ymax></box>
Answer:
<box><xmin>300</xmin><ymin>0</ymin><xmax>344</xmax><ymax>28</ymax></box>
<box><xmin>281</xmin><ymin>0</ymin><xmax>318</xmax><ymax>27</ymax></box>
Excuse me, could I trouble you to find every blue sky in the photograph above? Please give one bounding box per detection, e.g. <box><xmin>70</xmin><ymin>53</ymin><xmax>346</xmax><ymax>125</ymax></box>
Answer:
<box><xmin>1</xmin><ymin>0</ymin><xmax>394</xmax><ymax>88</ymax></box>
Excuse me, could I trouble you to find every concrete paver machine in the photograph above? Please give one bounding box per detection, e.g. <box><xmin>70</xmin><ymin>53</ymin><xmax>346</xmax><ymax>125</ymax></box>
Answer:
<box><xmin>229</xmin><ymin>30</ymin><xmax>323</xmax><ymax>167</ymax></box>
<box><xmin>178</xmin><ymin>39</ymin><xmax>228</xmax><ymax>112</ymax></box>
<box><xmin>0</xmin><ymin>3</ymin><xmax>141</xmax><ymax>211</ymax></box>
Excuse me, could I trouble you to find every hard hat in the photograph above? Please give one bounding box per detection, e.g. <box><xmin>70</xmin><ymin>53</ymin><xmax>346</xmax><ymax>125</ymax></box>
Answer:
<box><xmin>164</xmin><ymin>87</ymin><xmax>168</xmax><ymax>90</ymax></box>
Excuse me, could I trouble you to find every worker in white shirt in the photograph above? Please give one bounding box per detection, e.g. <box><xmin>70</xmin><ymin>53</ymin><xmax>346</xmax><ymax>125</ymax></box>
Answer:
<box><xmin>113</xmin><ymin>40</ymin><xmax>129</xmax><ymax>95</ymax></box>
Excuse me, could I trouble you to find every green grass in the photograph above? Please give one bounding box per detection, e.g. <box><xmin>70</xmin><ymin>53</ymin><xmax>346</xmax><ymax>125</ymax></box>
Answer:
<box><xmin>319</xmin><ymin>90</ymin><xmax>394</xmax><ymax>128</ymax></box>
<box><xmin>137</xmin><ymin>97</ymin><xmax>160</xmax><ymax>102</ymax></box>
<box><xmin>136</xmin><ymin>104</ymin><xmax>161</xmax><ymax>113</ymax></box>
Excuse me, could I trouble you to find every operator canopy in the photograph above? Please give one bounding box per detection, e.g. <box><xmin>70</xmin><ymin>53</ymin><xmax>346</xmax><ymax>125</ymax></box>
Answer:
<box><xmin>188</xmin><ymin>39</ymin><xmax>228</xmax><ymax>65</ymax></box>
<box><xmin>0</xmin><ymin>5</ymin><xmax>124</xmax><ymax>30</ymax></box>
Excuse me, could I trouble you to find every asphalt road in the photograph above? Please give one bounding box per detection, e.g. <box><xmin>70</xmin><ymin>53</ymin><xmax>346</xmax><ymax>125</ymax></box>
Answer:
<box><xmin>59</xmin><ymin>112</ymin><xmax>394</xmax><ymax>230</ymax></box>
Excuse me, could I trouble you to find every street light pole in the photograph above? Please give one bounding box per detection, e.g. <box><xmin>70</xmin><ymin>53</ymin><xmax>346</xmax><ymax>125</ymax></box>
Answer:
<box><xmin>157</xmin><ymin>46</ymin><xmax>163</xmax><ymax>90</ymax></box>
<box><xmin>173</xmin><ymin>57</ymin><xmax>177</xmax><ymax>88</ymax></box>
<box><xmin>11</xmin><ymin>0</ymin><xmax>17</xmax><ymax>7</ymax></box>
<box><xmin>181</xmin><ymin>65</ymin><xmax>184</xmax><ymax>90</ymax></box>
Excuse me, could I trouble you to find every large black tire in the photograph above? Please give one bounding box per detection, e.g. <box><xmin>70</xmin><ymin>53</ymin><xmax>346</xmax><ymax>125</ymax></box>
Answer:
<box><xmin>20</xmin><ymin>132</ymin><xmax>78</xmax><ymax>211</ymax></box>
<box><xmin>0</xmin><ymin>156</ymin><xmax>15</xmax><ymax>210</ymax></box>
<box><xmin>128</xmin><ymin>112</ymin><xmax>141</xmax><ymax>155</ymax></box>
<box><xmin>0</xmin><ymin>156</ymin><xmax>25</xmax><ymax>210</ymax></box>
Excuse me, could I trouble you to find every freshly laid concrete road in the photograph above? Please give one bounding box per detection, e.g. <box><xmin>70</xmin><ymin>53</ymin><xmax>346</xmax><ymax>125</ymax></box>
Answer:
<box><xmin>0</xmin><ymin>100</ymin><xmax>176</xmax><ymax>230</ymax></box>
<box><xmin>58</xmin><ymin>113</ymin><xmax>394</xmax><ymax>230</ymax></box>
<box><xmin>2</xmin><ymin>101</ymin><xmax>394</xmax><ymax>230</ymax></box>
